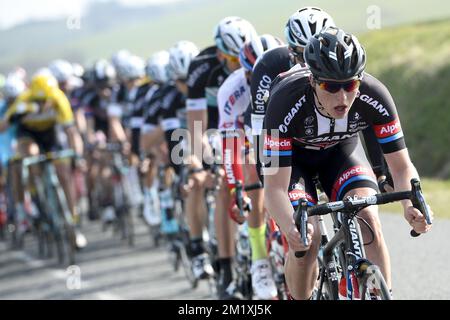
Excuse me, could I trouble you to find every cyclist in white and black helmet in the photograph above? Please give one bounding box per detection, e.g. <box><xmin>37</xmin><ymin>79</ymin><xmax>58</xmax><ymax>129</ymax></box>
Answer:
<box><xmin>251</xmin><ymin>7</ymin><xmax>392</xmax><ymax>190</ymax></box>
<box><xmin>143</xmin><ymin>41</ymin><xmax>199</xmax><ymax>177</ymax></box>
<box><xmin>263</xmin><ymin>27</ymin><xmax>433</xmax><ymax>300</ymax></box>
<box><xmin>250</xmin><ymin>7</ymin><xmax>335</xmax><ymax>182</ymax></box>
<box><xmin>217</xmin><ymin>34</ymin><xmax>283</xmax><ymax>300</ymax></box>
<box><xmin>82</xmin><ymin>59</ymin><xmax>128</xmax><ymax>220</ymax></box>
<box><xmin>184</xmin><ymin>16</ymin><xmax>257</xmax><ymax>299</ymax></box>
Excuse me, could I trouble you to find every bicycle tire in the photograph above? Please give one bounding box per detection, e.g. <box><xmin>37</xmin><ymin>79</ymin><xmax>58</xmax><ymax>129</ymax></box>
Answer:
<box><xmin>179</xmin><ymin>242</ymin><xmax>198</xmax><ymax>289</ymax></box>
<box><xmin>316</xmin><ymin>254</ymin><xmax>340</xmax><ymax>300</ymax></box>
<box><xmin>358</xmin><ymin>263</ymin><xmax>391</xmax><ymax>300</ymax></box>
<box><xmin>48</xmin><ymin>170</ymin><xmax>76</xmax><ymax>266</ymax></box>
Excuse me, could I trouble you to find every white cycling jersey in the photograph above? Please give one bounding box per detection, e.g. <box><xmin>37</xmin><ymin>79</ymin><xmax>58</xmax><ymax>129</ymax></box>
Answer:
<box><xmin>217</xmin><ymin>67</ymin><xmax>250</xmax><ymax>132</ymax></box>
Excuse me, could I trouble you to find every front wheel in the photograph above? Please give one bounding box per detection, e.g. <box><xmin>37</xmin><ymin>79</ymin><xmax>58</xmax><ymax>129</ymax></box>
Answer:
<box><xmin>356</xmin><ymin>261</ymin><xmax>391</xmax><ymax>300</ymax></box>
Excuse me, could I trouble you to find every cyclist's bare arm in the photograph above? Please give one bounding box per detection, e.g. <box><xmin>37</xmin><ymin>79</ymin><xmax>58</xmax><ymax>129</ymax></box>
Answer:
<box><xmin>74</xmin><ymin>108</ymin><xmax>87</xmax><ymax>138</ymax></box>
<box><xmin>108</xmin><ymin>116</ymin><xmax>127</xmax><ymax>144</ymax></box>
<box><xmin>64</xmin><ymin>125</ymin><xmax>83</xmax><ymax>156</ymax></box>
<box><xmin>85</xmin><ymin>118</ymin><xmax>98</xmax><ymax>145</ymax></box>
<box><xmin>384</xmin><ymin>148</ymin><xmax>433</xmax><ymax>233</ymax></box>
<box><xmin>140</xmin><ymin>126</ymin><xmax>165</xmax><ymax>153</ymax></box>
<box><xmin>187</xmin><ymin>109</ymin><xmax>212</xmax><ymax>167</ymax></box>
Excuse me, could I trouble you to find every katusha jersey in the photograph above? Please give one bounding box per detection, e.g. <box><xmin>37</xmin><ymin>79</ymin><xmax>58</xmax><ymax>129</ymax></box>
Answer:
<box><xmin>217</xmin><ymin>68</ymin><xmax>250</xmax><ymax>131</ymax></box>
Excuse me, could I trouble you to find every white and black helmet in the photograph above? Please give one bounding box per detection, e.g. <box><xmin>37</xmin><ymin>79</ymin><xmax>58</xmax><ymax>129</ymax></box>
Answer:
<box><xmin>304</xmin><ymin>27</ymin><xmax>366</xmax><ymax>80</ymax></box>
<box><xmin>239</xmin><ymin>34</ymin><xmax>284</xmax><ymax>71</ymax></box>
<box><xmin>49</xmin><ymin>59</ymin><xmax>74</xmax><ymax>83</ymax></box>
<box><xmin>111</xmin><ymin>49</ymin><xmax>131</xmax><ymax>68</ymax></box>
<box><xmin>93</xmin><ymin>59</ymin><xmax>116</xmax><ymax>85</ymax></box>
<box><xmin>146</xmin><ymin>51</ymin><xmax>171</xmax><ymax>84</ymax></box>
<box><xmin>72</xmin><ymin>63</ymin><xmax>84</xmax><ymax>78</ymax></box>
<box><xmin>285</xmin><ymin>7</ymin><xmax>335</xmax><ymax>49</ymax></box>
<box><xmin>2</xmin><ymin>75</ymin><xmax>26</xmax><ymax>99</ymax></box>
<box><xmin>214</xmin><ymin>16</ymin><xmax>257</xmax><ymax>57</ymax></box>
<box><xmin>168</xmin><ymin>41</ymin><xmax>199</xmax><ymax>80</ymax></box>
<box><xmin>117</xmin><ymin>55</ymin><xmax>145</xmax><ymax>80</ymax></box>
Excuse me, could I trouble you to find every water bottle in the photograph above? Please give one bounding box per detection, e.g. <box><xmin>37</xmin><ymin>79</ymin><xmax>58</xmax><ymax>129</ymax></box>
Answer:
<box><xmin>338</xmin><ymin>276</ymin><xmax>347</xmax><ymax>300</ymax></box>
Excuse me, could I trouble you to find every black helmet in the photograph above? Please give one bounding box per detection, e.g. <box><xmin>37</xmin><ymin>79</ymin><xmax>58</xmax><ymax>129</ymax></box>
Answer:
<box><xmin>304</xmin><ymin>26</ymin><xmax>366</xmax><ymax>80</ymax></box>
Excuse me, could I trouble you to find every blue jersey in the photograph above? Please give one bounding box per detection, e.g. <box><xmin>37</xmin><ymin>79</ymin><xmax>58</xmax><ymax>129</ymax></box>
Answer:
<box><xmin>0</xmin><ymin>100</ymin><xmax>17</xmax><ymax>166</ymax></box>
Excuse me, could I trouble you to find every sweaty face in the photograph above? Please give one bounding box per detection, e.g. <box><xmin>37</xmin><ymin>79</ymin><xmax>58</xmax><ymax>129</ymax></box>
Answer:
<box><xmin>310</xmin><ymin>76</ymin><xmax>360</xmax><ymax>119</ymax></box>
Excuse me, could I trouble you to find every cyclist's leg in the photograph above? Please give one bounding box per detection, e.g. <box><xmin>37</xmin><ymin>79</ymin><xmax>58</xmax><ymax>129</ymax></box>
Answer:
<box><xmin>319</xmin><ymin>137</ymin><xmax>392</xmax><ymax>289</ymax></box>
<box><xmin>244</xmin><ymin>148</ymin><xmax>277</xmax><ymax>299</ymax></box>
<box><xmin>141</xmin><ymin>152</ymin><xmax>161</xmax><ymax>226</ymax></box>
<box><xmin>214</xmin><ymin>176</ymin><xmax>237</xmax><ymax>296</ymax></box>
<box><xmin>39</xmin><ymin>129</ymin><xmax>78</xmax><ymax>221</ymax></box>
<box><xmin>42</xmin><ymin>128</ymin><xmax>87</xmax><ymax>248</ymax></box>
<box><xmin>283</xmin><ymin>160</ymin><xmax>321</xmax><ymax>300</ymax></box>
<box><xmin>244</xmin><ymin>156</ymin><xmax>265</xmax><ymax>257</ymax></box>
<box><xmin>185</xmin><ymin>167</ymin><xmax>212</xmax><ymax>276</ymax></box>
<box><xmin>11</xmin><ymin>133</ymin><xmax>41</xmax><ymax>238</ymax></box>
<box><xmin>14</xmin><ymin>135</ymin><xmax>40</xmax><ymax>203</ymax></box>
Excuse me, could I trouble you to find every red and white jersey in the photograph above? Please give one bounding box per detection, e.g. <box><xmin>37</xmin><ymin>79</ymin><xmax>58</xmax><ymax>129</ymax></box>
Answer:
<box><xmin>217</xmin><ymin>68</ymin><xmax>250</xmax><ymax>132</ymax></box>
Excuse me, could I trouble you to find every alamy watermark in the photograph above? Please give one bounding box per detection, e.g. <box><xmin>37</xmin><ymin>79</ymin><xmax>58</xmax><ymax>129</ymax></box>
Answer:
<box><xmin>66</xmin><ymin>15</ymin><xmax>81</xmax><ymax>30</ymax></box>
<box><xmin>366</xmin><ymin>5</ymin><xmax>381</xmax><ymax>30</ymax></box>
<box><xmin>168</xmin><ymin>121</ymin><xmax>281</xmax><ymax>175</ymax></box>
<box><xmin>66</xmin><ymin>265</ymin><xmax>81</xmax><ymax>290</ymax></box>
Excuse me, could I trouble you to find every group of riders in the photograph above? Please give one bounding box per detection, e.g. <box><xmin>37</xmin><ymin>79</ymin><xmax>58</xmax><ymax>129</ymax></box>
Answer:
<box><xmin>0</xmin><ymin>6</ymin><xmax>433</xmax><ymax>300</ymax></box>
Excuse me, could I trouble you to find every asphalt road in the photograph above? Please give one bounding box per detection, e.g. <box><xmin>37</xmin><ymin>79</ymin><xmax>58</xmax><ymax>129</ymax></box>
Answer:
<box><xmin>0</xmin><ymin>211</ymin><xmax>449</xmax><ymax>300</ymax></box>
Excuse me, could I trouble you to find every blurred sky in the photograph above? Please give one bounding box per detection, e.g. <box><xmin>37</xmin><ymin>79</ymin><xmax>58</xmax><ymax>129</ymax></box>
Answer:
<box><xmin>0</xmin><ymin>0</ymin><xmax>184</xmax><ymax>29</ymax></box>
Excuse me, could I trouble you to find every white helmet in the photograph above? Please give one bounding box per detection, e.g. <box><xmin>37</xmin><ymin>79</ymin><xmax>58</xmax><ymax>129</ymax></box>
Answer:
<box><xmin>49</xmin><ymin>59</ymin><xmax>73</xmax><ymax>83</ymax></box>
<box><xmin>111</xmin><ymin>49</ymin><xmax>131</xmax><ymax>68</ymax></box>
<box><xmin>146</xmin><ymin>51</ymin><xmax>170</xmax><ymax>84</ymax></box>
<box><xmin>33</xmin><ymin>67</ymin><xmax>54</xmax><ymax>78</ymax></box>
<box><xmin>239</xmin><ymin>34</ymin><xmax>284</xmax><ymax>71</ymax></box>
<box><xmin>9</xmin><ymin>67</ymin><xmax>27</xmax><ymax>81</ymax></box>
<box><xmin>3</xmin><ymin>75</ymin><xmax>26</xmax><ymax>99</ymax></box>
<box><xmin>72</xmin><ymin>63</ymin><xmax>84</xmax><ymax>78</ymax></box>
<box><xmin>284</xmin><ymin>7</ymin><xmax>335</xmax><ymax>49</ymax></box>
<box><xmin>93</xmin><ymin>59</ymin><xmax>116</xmax><ymax>85</ymax></box>
<box><xmin>214</xmin><ymin>16</ymin><xmax>257</xmax><ymax>57</ymax></box>
<box><xmin>168</xmin><ymin>41</ymin><xmax>199</xmax><ymax>80</ymax></box>
<box><xmin>117</xmin><ymin>55</ymin><xmax>145</xmax><ymax>80</ymax></box>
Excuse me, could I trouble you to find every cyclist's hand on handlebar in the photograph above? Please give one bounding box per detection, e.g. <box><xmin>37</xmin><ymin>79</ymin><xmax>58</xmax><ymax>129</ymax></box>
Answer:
<box><xmin>404</xmin><ymin>205</ymin><xmax>433</xmax><ymax>234</ymax></box>
<box><xmin>378</xmin><ymin>175</ymin><xmax>394</xmax><ymax>193</ymax></box>
<box><xmin>284</xmin><ymin>222</ymin><xmax>314</xmax><ymax>254</ymax></box>
<box><xmin>229</xmin><ymin>204</ymin><xmax>247</xmax><ymax>224</ymax></box>
<box><xmin>121</xmin><ymin>141</ymin><xmax>131</xmax><ymax>155</ymax></box>
<box><xmin>228</xmin><ymin>194</ymin><xmax>251</xmax><ymax>224</ymax></box>
<box><xmin>186</xmin><ymin>155</ymin><xmax>207</xmax><ymax>187</ymax></box>
<box><xmin>204</xmin><ymin>169</ymin><xmax>218</xmax><ymax>189</ymax></box>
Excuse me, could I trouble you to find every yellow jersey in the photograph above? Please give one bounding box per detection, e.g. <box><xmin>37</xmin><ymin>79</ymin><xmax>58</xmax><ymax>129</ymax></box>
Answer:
<box><xmin>4</xmin><ymin>87</ymin><xmax>74</xmax><ymax>132</ymax></box>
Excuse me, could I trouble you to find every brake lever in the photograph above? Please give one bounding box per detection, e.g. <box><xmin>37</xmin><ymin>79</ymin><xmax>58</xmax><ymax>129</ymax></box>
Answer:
<box><xmin>235</xmin><ymin>180</ymin><xmax>244</xmax><ymax>217</ymax></box>
<box><xmin>410</xmin><ymin>178</ymin><xmax>432</xmax><ymax>237</ymax></box>
<box><xmin>294</xmin><ymin>199</ymin><xmax>309</xmax><ymax>258</ymax></box>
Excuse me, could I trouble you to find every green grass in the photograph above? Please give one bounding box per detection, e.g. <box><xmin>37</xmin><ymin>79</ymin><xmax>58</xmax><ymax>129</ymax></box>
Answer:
<box><xmin>360</xmin><ymin>19</ymin><xmax>450</xmax><ymax>177</ymax></box>
<box><xmin>381</xmin><ymin>178</ymin><xmax>450</xmax><ymax>219</ymax></box>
